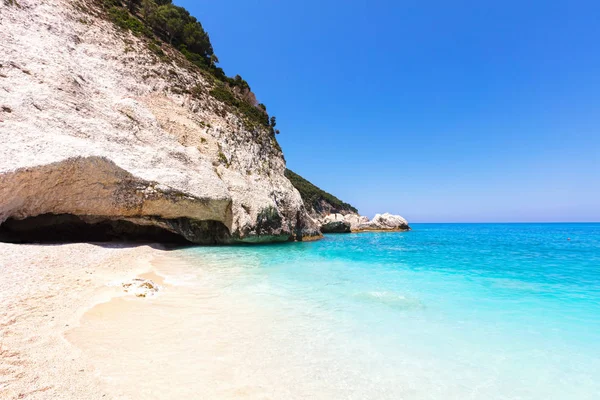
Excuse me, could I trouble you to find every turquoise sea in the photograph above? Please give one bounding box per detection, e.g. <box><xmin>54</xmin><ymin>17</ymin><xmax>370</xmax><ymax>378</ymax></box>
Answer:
<box><xmin>170</xmin><ymin>223</ymin><xmax>600</xmax><ymax>399</ymax></box>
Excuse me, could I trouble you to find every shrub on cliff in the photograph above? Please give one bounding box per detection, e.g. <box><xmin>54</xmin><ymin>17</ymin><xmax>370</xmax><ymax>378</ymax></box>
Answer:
<box><xmin>100</xmin><ymin>0</ymin><xmax>278</xmax><ymax>134</ymax></box>
<box><xmin>285</xmin><ymin>169</ymin><xmax>358</xmax><ymax>215</ymax></box>
<box><xmin>108</xmin><ymin>6</ymin><xmax>151</xmax><ymax>36</ymax></box>
<box><xmin>209</xmin><ymin>84</ymin><xmax>270</xmax><ymax>129</ymax></box>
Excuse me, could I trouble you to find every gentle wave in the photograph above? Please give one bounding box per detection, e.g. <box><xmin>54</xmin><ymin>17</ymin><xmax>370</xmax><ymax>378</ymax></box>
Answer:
<box><xmin>158</xmin><ymin>223</ymin><xmax>600</xmax><ymax>399</ymax></box>
<box><xmin>353</xmin><ymin>290</ymin><xmax>426</xmax><ymax>310</ymax></box>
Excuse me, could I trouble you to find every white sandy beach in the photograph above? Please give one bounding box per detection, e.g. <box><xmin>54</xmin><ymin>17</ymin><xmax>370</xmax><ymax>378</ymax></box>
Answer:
<box><xmin>0</xmin><ymin>242</ymin><xmax>170</xmax><ymax>399</ymax></box>
<box><xmin>0</xmin><ymin>243</ymin><xmax>316</xmax><ymax>400</ymax></box>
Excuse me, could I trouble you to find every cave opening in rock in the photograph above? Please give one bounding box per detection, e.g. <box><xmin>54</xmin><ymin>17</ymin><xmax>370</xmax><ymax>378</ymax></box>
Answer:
<box><xmin>0</xmin><ymin>214</ymin><xmax>193</xmax><ymax>244</ymax></box>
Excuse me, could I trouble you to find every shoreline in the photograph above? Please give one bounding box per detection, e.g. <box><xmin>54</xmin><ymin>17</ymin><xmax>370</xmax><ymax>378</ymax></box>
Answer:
<box><xmin>0</xmin><ymin>242</ymin><xmax>171</xmax><ymax>399</ymax></box>
<box><xmin>2</xmin><ymin>225</ymin><xmax>598</xmax><ymax>399</ymax></box>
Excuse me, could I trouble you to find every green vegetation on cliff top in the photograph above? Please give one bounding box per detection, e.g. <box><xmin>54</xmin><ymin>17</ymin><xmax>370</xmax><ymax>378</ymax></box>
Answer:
<box><xmin>99</xmin><ymin>0</ymin><xmax>279</xmax><ymax>134</ymax></box>
<box><xmin>285</xmin><ymin>169</ymin><xmax>358</xmax><ymax>215</ymax></box>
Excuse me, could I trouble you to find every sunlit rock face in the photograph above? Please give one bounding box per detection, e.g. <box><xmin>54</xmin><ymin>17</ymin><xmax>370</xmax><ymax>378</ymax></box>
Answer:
<box><xmin>358</xmin><ymin>213</ymin><xmax>410</xmax><ymax>232</ymax></box>
<box><xmin>0</xmin><ymin>0</ymin><xmax>320</xmax><ymax>244</ymax></box>
<box><xmin>320</xmin><ymin>214</ymin><xmax>352</xmax><ymax>233</ymax></box>
<box><xmin>318</xmin><ymin>213</ymin><xmax>410</xmax><ymax>233</ymax></box>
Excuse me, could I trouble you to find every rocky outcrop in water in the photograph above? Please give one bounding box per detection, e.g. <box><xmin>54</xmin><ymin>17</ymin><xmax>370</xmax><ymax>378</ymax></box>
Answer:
<box><xmin>320</xmin><ymin>214</ymin><xmax>352</xmax><ymax>233</ymax></box>
<box><xmin>358</xmin><ymin>213</ymin><xmax>410</xmax><ymax>231</ymax></box>
<box><xmin>284</xmin><ymin>169</ymin><xmax>410</xmax><ymax>234</ymax></box>
<box><xmin>319</xmin><ymin>213</ymin><xmax>410</xmax><ymax>233</ymax></box>
<box><xmin>0</xmin><ymin>0</ymin><xmax>320</xmax><ymax>244</ymax></box>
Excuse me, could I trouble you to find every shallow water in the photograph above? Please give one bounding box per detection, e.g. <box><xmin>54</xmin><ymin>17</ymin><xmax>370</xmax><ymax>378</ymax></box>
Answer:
<box><xmin>73</xmin><ymin>223</ymin><xmax>600</xmax><ymax>399</ymax></box>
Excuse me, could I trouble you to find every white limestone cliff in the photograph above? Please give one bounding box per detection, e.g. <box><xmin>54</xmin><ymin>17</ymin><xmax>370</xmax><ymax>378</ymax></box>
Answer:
<box><xmin>0</xmin><ymin>0</ymin><xmax>320</xmax><ymax>243</ymax></box>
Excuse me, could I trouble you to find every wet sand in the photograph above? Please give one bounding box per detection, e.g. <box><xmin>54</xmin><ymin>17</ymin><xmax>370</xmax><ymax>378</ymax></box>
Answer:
<box><xmin>63</xmin><ymin>254</ymin><xmax>292</xmax><ymax>400</ymax></box>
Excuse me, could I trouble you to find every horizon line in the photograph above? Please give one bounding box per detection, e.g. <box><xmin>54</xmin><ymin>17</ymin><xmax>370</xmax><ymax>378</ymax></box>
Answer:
<box><xmin>408</xmin><ymin>221</ymin><xmax>600</xmax><ymax>224</ymax></box>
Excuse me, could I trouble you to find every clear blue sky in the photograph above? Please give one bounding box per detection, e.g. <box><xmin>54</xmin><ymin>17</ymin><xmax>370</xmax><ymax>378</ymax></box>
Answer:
<box><xmin>178</xmin><ymin>0</ymin><xmax>599</xmax><ymax>222</ymax></box>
